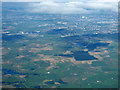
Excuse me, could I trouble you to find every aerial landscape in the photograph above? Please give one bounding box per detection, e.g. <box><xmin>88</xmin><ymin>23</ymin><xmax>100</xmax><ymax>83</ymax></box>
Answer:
<box><xmin>2</xmin><ymin>1</ymin><xmax>118</xmax><ymax>88</ymax></box>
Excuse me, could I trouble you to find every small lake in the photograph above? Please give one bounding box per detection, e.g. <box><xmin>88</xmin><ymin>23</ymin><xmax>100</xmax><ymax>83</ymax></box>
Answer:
<box><xmin>86</xmin><ymin>43</ymin><xmax>109</xmax><ymax>50</ymax></box>
<box><xmin>2</xmin><ymin>34</ymin><xmax>24</xmax><ymax>41</ymax></box>
<box><xmin>55</xmin><ymin>51</ymin><xmax>98</xmax><ymax>61</ymax></box>
<box><xmin>73</xmin><ymin>51</ymin><xmax>98</xmax><ymax>61</ymax></box>
<box><xmin>3</xmin><ymin>69</ymin><xmax>23</xmax><ymax>75</ymax></box>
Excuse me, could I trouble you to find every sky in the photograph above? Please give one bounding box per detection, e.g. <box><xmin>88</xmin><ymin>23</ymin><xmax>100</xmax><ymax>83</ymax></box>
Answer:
<box><xmin>2</xmin><ymin>0</ymin><xmax>119</xmax><ymax>14</ymax></box>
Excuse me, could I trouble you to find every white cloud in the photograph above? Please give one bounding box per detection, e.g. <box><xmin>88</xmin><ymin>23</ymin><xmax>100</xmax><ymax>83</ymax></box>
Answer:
<box><xmin>2</xmin><ymin>0</ymin><xmax>119</xmax><ymax>14</ymax></box>
<box><xmin>2</xmin><ymin>0</ymin><xmax>119</xmax><ymax>2</ymax></box>
<box><xmin>2</xmin><ymin>0</ymin><xmax>42</xmax><ymax>2</ymax></box>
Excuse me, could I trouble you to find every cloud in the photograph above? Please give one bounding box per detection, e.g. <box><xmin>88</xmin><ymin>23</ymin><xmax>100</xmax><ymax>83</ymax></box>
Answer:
<box><xmin>27</xmin><ymin>1</ymin><xmax>88</xmax><ymax>14</ymax></box>
<box><xmin>2</xmin><ymin>0</ymin><xmax>119</xmax><ymax>2</ymax></box>
<box><xmin>2</xmin><ymin>0</ymin><xmax>118</xmax><ymax>14</ymax></box>
<box><xmin>2</xmin><ymin>0</ymin><xmax>42</xmax><ymax>2</ymax></box>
